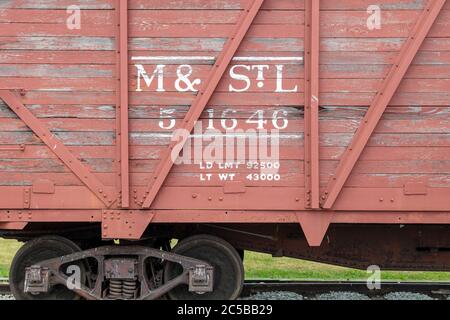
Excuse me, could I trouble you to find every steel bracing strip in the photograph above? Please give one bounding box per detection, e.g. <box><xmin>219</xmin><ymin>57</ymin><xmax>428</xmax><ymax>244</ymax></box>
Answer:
<box><xmin>321</xmin><ymin>0</ymin><xmax>446</xmax><ymax>209</ymax></box>
<box><xmin>141</xmin><ymin>0</ymin><xmax>266</xmax><ymax>208</ymax></box>
<box><xmin>0</xmin><ymin>90</ymin><xmax>116</xmax><ymax>207</ymax></box>
<box><xmin>304</xmin><ymin>0</ymin><xmax>321</xmax><ymax>209</ymax></box>
<box><xmin>115</xmin><ymin>0</ymin><xmax>130</xmax><ymax>208</ymax></box>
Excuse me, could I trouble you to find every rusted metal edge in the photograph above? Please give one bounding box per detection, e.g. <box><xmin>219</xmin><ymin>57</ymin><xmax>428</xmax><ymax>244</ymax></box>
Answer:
<box><xmin>141</xmin><ymin>0</ymin><xmax>266</xmax><ymax>209</ymax></box>
<box><xmin>4</xmin><ymin>210</ymin><xmax>450</xmax><ymax>247</ymax></box>
<box><xmin>2</xmin><ymin>210</ymin><xmax>450</xmax><ymax>226</ymax></box>
<box><xmin>115</xmin><ymin>0</ymin><xmax>130</xmax><ymax>208</ymax></box>
<box><xmin>321</xmin><ymin>0</ymin><xmax>446</xmax><ymax>209</ymax></box>
<box><xmin>304</xmin><ymin>0</ymin><xmax>321</xmax><ymax>209</ymax></box>
<box><xmin>0</xmin><ymin>90</ymin><xmax>116</xmax><ymax>207</ymax></box>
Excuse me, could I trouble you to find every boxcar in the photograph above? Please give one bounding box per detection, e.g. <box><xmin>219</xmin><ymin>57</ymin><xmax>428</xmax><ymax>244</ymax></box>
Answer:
<box><xmin>0</xmin><ymin>0</ymin><xmax>449</xmax><ymax>300</ymax></box>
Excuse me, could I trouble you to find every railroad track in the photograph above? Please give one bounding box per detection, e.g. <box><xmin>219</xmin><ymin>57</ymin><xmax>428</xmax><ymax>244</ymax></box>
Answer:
<box><xmin>2</xmin><ymin>279</ymin><xmax>450</xmax><ymax>299</ymax></box>
<box><xmin>242</xmin><ymin>280</ymin><xmax>450</xmax><ymax>300</ymax></box>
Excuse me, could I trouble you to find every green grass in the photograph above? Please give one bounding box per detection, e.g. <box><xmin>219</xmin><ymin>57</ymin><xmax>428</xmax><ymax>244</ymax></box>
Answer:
<box><xmin>244</xmin><ymin>251</ymin><xmax>450</xmax><ymax>282</ymax></box>
<box><xmin>1</xmin><ymin>238</ymin><xmax>449</xmax><ymax>281</ymax></box>
<box><xmin>0</xmin><ymin>239</ymin><xmax>22</xmax><ymax>277</ymax></box>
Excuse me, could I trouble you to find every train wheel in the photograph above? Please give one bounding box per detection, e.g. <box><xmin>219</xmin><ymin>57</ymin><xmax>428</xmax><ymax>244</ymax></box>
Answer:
<box><xmin>9</xmin><ymin>236</ymin><xmax>85</xmax><ymax>300</ymax></box>
<box><xmin>164</xmin><ymin>235</ymin><xmax>244</xmax><ymax>300</ymax></box>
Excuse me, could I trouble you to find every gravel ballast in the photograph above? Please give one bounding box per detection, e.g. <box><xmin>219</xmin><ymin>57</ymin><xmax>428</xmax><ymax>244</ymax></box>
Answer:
<box><xmin>244</xmin><ymin>291</ymin><xmax>438</xmax><ymax>300</ymax></box>
<box><xmin>383</xmin><ymin>292</ymin><xmax>434</xmax><ymax>300</ymax></box>
<box><xmin>313</xmin><ymin>291</ymin><xmax>370</xmax><ymax>300</ymax></box>
<box><xmin>0</xmin><ymin>291</ymin><xmax>441</xmax><ymax>301</ymax></box>
<box><xmin>242</xmin><ymin>291</ymin><xmax>304</xmax><ymax>300</ymax></box>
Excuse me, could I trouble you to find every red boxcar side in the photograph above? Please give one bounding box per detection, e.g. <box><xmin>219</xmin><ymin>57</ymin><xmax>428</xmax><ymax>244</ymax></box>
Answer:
<box><xmin>0</xmin><ymin>0</ymin><xmax>448</xmax><ymax>244</ymax></box>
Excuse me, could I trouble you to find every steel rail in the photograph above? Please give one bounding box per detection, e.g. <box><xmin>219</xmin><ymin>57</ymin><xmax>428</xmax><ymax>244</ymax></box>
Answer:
<box><xmin>242</xmin><ymin>280</ymin><xmax>450</xmax><ymax>299</ymax></box>
<box><xmin>2</xmin><ymin>280</ymin><xmax>450</xmax><ymax>299</ymax></box>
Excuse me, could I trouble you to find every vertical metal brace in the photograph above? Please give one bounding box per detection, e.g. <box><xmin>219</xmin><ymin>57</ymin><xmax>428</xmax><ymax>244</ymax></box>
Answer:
<box><xmin>304</xmin><ymin>0</ymin><xmax>321</xmax><ymax>209</ymax></box>
<box><xmin>141</xmin><ymin>0</ymin><xmax>266</xmax><ymax>209</ymax></box>
<box><xmin>115</xmin><ymin>0</ymin><xmax>130</xmax><ymax>208</ymax></box>
<box><xmin>321</xmin><ymin>0</ymin><xmax>446</xmax><ymax>209</ymax></box>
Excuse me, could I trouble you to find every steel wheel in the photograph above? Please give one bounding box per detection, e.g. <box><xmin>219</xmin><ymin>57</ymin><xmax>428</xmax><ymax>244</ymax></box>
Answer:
<box><xmin>9</xmin><ymin>236</ymin><xmax>85</xmax><ymax>300</ymax></box>
<box><xmin>164</xmin><ymin>235</ymin><xmax>244</xmax><ymax>300</ymax></box>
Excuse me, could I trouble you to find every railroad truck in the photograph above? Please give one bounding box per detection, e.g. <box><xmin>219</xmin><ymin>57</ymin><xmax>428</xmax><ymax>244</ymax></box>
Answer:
<box><xmin>0</xmin><ymin>0</ymin><xmax>449</xmax><ymax>300</ymax></box>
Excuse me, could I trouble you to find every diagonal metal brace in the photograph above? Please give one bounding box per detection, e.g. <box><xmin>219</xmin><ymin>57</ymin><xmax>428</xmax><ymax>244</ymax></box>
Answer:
<box><xmin>141</xmin><ymin>0</ymin><xmax>265</xmax><ymax>208</ymax></box>
<box><xmin>0</xmin><ymin>90</ymin><xmax>116</xmax><ymax>207</ymax></box>
<box><xmin>321</xmin><ymin>0</ymin><xmax>446</xmax><ymax>209</ymax></box>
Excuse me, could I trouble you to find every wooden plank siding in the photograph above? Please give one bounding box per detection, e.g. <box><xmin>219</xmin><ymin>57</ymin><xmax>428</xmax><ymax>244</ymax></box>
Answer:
<box><xmin>0</xmin><ymin>0</ymin><xmax>448</xmax><ymax>213</ymax></box>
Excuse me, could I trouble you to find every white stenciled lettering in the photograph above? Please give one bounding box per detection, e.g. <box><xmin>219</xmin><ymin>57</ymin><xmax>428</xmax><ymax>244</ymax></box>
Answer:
<box><xmin>135</xmin><ymin>64</ymin><xmax>165</xmax><ymax>92</ymax></box>
<box><xmin>252</xmin><ymin>65</ymin><xmax>270</xmax><ymax>88</ymax></box>
<box><xmin>132</xmin><ymin>57</ymin><xmax>302</xmax><ymax>93</ymax></box>
<box><xmin>219</xmin><ymin>173</ymin><xmax>236</xmax><ymax>181</ymax></box>
<box><xmin>159</xmin><ymin>108</ymin><xmax>176</xmax><ymax>130</ymax></box>
<box><xmin>229</xmin><ymin>65</ymin><xmax>251</xmax><ymax>92</ymax></box>
<box><xmin>221</xmin><ymin>109</ymin><xmax>238</xmax><ymax>130</ymax></box>
<box><xmin>276</xmin><ymin>65</ymin><xmax>298</xmax><ymax>92</ymax></box>
<box><xmin>247</xmin><ymin>110</ymin><xmax>267</xmax><ymax>130</ymax></box>
<box><xmin>272</xmin><ymin>110</ymin><xmax>289</xmax><ymax>130</ymax></box>
<box><xmin>175</xmin><ymin>65</ymin><xmax>201</xmax><ymax>92</ymax></box>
